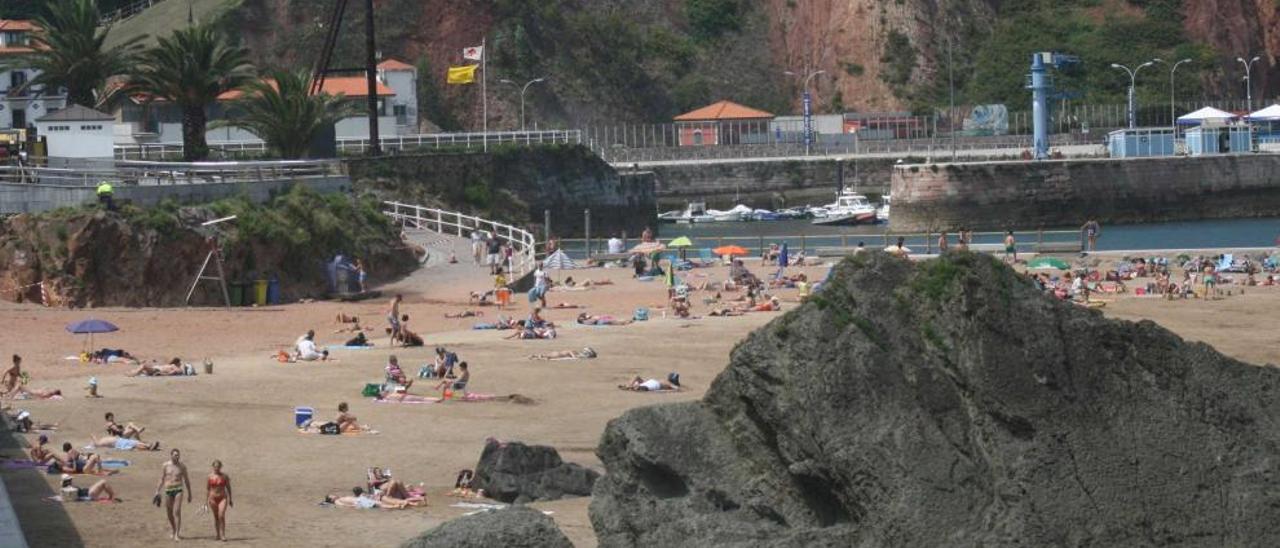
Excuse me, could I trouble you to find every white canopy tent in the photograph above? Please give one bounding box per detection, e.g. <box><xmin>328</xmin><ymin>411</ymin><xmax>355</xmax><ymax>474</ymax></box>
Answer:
<box><xmin>1176</xmin><ymin>106</ymin><xmax>1237</xmax><ymax>126</ymax></box>
<box><xmin>1247</xmin><ymin>104</ymin><xmax>1280</xmax><ymax>121</ymax></box>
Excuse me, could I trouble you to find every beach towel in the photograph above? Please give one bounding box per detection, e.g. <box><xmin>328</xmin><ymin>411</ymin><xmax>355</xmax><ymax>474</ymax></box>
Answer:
<box><xmin>326</xmin><ymin>345</ymin><xmax>375</xmax><ymax>351</ymax></box>
<box><xmin>33</xmin><ymin>459</ymin><xmax>128</xmax><ymax>472</ymax></box>
<box><xmin>298</xmin><ymin>427</ymin><xmax>380</xmax><ymax>436</ymax></box>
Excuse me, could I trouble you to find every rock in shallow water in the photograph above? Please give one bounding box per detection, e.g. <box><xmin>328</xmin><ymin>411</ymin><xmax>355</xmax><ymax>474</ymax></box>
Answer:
<box><xmin>590</xmin><ymin>251</ymin><xmax>1280</xmax><ymax>547</ymax></box>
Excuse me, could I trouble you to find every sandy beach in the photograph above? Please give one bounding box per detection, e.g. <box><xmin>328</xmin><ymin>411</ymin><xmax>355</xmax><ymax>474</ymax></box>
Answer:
<box><xmin>4</xmin><ymin>249</ymin><xmax>1280</xmax><ymax>547</ymax></box>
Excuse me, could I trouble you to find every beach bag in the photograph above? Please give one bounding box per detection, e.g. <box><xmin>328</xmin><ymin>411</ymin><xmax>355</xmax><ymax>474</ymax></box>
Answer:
<box><xmin>633</xmin><ymin>308</ymin><xmax>649</xmax><ymax>321</ymax></box>
<box><xmin>319</xmin><ymin>422</ymin><xmax>340</xmax><ymax>435</ymax></box>
<box><xmin>362</xmin><ymin>383</ymin><xmax>382</xmax><ymax>397</ymax></box>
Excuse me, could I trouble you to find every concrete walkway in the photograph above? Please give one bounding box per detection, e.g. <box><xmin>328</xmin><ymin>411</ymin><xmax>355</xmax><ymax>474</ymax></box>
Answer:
<box><xmin>0</xmin><ymin>468</ymin><xmax>29</xmax><ymax>548</ymax></box>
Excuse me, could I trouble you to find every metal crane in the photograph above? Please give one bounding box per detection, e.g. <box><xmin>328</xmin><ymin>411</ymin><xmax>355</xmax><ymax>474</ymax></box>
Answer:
<box><xmin>1027</xmin><ymin>52</ymin><xmax>1079</xmax><ymax>160</ymax></box>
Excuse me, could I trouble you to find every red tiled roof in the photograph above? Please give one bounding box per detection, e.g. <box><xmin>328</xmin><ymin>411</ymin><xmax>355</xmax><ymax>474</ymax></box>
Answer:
<box><xmin>377</xmin><ymin>59</ymin><xmax>415</xmax><ymax>71</ymax></box>
<box><xmin>130</xmin><ymin>76</ymin><xmax>395</xmax><ymax>103</ymax></box>
<box><xmin>0</xmin><ymin>20</ymin><xmax>38</xmax><ymax>31</ymax></box>
<box><xmin>674</xmin><ymin>100</ymin><xmax>774</xmax><ymax>121</ymax></box>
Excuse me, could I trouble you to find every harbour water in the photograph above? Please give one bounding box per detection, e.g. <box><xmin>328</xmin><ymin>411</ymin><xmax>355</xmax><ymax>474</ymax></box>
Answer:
<box><xmin>566</xmin><ymin>217</ymin><xmax>1280</xmax><ymax>258</ymax></box>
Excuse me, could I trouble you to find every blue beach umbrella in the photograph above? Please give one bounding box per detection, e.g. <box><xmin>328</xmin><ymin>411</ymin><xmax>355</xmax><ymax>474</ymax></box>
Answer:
<box><xmin>66</xmin><ymin>318</ymin><xmax>119</xmax><ymax>352</ymax></box>
<box><xmin>778</xmin><ymin>242</ymin><xmax>789</xmax><ymax>268</ymax></box>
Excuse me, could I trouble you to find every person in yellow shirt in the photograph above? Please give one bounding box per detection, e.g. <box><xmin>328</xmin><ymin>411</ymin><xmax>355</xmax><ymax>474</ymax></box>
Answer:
<box><xmin>96</xmin><ymin>181</ymin><xmax>115</xmax><ymax>211</ymax></box>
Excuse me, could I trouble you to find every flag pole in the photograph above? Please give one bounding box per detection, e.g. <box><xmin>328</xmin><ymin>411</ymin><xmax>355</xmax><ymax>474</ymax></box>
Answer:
<box><xmin>482</xmin><ymin>36</ymin><xmax>488</xmax><ymax>152</ymax></box>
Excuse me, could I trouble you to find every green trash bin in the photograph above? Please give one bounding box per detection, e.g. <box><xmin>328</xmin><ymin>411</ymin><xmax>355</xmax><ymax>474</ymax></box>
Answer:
<box><xmin>228</xmin><ymin>282</ymin><xmax>244</xmax><ymax>307</ymax></box>
<box><xmin>254</xmin><ymin>279</ymin><xmax>268</xmax><ymax>306</ymax></box>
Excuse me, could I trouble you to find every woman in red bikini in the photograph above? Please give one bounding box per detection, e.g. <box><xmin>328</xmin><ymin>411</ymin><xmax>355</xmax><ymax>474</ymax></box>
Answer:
<box><xmin>205</xmin><ymin>460</ymin><xmax>233</xmax><ymax>541</ymax></box>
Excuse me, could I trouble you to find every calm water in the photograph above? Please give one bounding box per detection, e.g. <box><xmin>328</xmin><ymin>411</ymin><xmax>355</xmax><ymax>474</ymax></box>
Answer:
<box><xmin>566</xmin><ymin>217</ymin><xmax>1280</xmax><ymax>258</ymax></box>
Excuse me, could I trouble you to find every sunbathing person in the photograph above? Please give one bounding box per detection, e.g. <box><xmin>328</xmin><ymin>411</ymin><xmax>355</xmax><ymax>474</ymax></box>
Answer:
<box><xmin>10</xmin><ymin>387</ymin><xmax>62</xmax><ymax>399</ymax></box>
<box><xmin>344</xmin><ymin>332</ymin><xmax>373</xmax><ymax>347</ymax></box>
<box><xmin>335</xmin><ymin>402</ymin><xmax>361</xmax><ymax>433</ymax></box>
<box><xmin>472</xmin><ymin>315</ymin><xmax>516</xmax><ymax>330</ymax></box>
<box><xmin>504</xmin><ymin>322</ymin><xmax>557</xmax><ymax>339</ymax></box>
<box><xmin>707</xmin><ymin>307</ymin><xmax>745</xmax><ymax>317</ymax></box>
<box><xmin>326</xmin><ymin>486</ymin><xmax>422</xmax><ymax>509</ymax></box>
<box><xmin>336</xmin><ymin>313</ymin><xmax>360</xmax><ymax>324</ymax></box>
<box><xmin>445</xmin><ymin>310</ymin><xmax>484</xmax><ymax>318</ymax></box>
<box><xmin>90</xmin><ymin>349</ymin><xmax>139</xmax><ymax>365</ymax></box>
<box><xmin>392</xmin><ymin>315</ymin><xmax>425</xmax><ymax>347</ymax></box>
<box><xmin>53</xmin><ymin>442</ymin><xmax>102</xmax><ymax>474</ymax></box>
<box><xmin>295</xmin><ymin>332</ymin><xmax>332</xmax><ymax>361</ymax></box>
<box><xmin>618</xmin><ymin>373</ymin><xmax>681</xmax><ymax>392</ymax></box>
<box><xmin>550</xmin><ymin>302</ymin><xmax>585</xmax><ymax>309</ymax></box>
<box><xmin>385</xmin><ymin>356</ymin><xmax>413</xmax><ymax>392</ymax></box>
<box><xmin>528</xmin><ymin>347</ymin><xmax>598</xmax><ymax>360</ymax></box>
<box><xmin>580</xmin><ymin>278</ymin><xmax>613</xmax><ymax>287</ymax></box>
<box><xmin>104</xmin><ymin>412</ymin><xmax>145</xmax><ymax>440</ymax></box>
<box><xmin>61</xmin><ymin>474</ymin><xmax>118</xmax><ymax>502</ymax></box>
<box><xmin>127</xmin><ymin>359</ymin><xmax>186</xmax><ymax>377</ymax></box>
<box><xmin>435</xmin><ymin>362</ymin><xmax>469</xmax><ymax>396</ymax></box>
<box><xmin>577</xmin><ymin>313</ymin><xmax>634</xmax><ymax>326</ymax></box>
<box><xmin>30</xmin><ymin>434</ymin><xmax>56</xmax><ymax>465</ymax></box>
<box><xmin>90</xmin><ymin>434</ymin><xmax>160</xmax><ymax>451</ymax></box>
<box><xmin>469</xmin><ymin>290</ymin><xmax>496</xmax><ymax>306</ymax></box>
<box><xmin>745</xmin><ymin>297</ymin><xmax>782</xmax><ymax>312</ymax></box>
<box><xmin>333</xmin><ymin>316</ymin><xmax>372</xmax><ymax>334</ymax></box>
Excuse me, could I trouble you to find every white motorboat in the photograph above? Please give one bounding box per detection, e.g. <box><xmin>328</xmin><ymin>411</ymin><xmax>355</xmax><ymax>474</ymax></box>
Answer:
<box><xmin>811</xmin><ymin>189</ymin><xmax>878</xmax><ymax>226</ymax></box>
<box><xmin>708</xmin><ymin>204</ymin><xmax>753</xmax><ymax>222</ymax></box>
<box><xmin>875</xmin><ymin>193</ymin><xmax>891</xmax><ymax>223</ymax></box>
<box><xmin>673</xmin><ymin>202</ymin><xmax>714</xmax><ymax>223</ymax></box>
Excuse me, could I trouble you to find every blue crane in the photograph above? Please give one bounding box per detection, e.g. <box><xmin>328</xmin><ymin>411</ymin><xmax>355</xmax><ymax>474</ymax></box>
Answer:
<box><xmin>1027</xmin><ymin>52</ymin><xmax>1080</xmax><ymax>160</ymax></box>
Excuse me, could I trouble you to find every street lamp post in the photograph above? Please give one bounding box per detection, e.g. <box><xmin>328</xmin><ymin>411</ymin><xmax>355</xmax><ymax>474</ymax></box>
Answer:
<box><xmin>1111</xmin><ymin>60</ymin><xmax>1158</xmax><ymax>129</ymax></box>
<box><xmin>1168</xmin><ymin>58</ymin><xmax>1192</xmax><ymax>134</ymax></box>
<box><xmin>1237</xmin><ymin>55</ymin><xmax>1261</xmax><ymax>111</ymax></box>
<box><xmin>784</xmin><ymin>69</ymin><xmax>826</xmax><ymax>155</ymax></box>
<box><xmin>499</xmin><ymin>77</ymin><xmax>547</xmax><ymax>131</ymax></box>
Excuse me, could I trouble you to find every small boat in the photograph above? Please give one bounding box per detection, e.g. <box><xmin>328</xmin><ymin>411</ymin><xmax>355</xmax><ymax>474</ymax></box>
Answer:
<box><xmin>750</xmin><ymin>209</ymin><xmax>780</xmax><ymax>221</ymax></box>
<box><xmin>657</xmin><ymin>210</ymin><xmax>683</xmax><ymax>223</ymax></box>
<box><xmin>775</xmin><ymin>207</ymin><xmax>811</xmax><ymax>220</ymax></box>
<box><xmin>875</xmin><ymin>193</ymin><xmax>891</xmax><ymax>223</ymax></box>
<box><xmin>674</xmin><ymin>202</ymin><xmax>714</xmax><ymax>224</ymax></box>
<box><xmin>708</xmin><ymin>204</ymin><xmax>753</xmax><ymax>222</ymax></box>
<box><xmin>811</xmin><ymin>189</ymin><xmax>878</xmax><ymax>226</ymax></box>
<box><xmin>807</xmin><ymin>206</ymin><xmax>830</xmax><ymax>219</ymax></box>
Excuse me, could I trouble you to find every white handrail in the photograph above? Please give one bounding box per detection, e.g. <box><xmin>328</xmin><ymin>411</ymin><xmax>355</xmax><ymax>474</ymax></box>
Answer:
<box><xmin>381</xmin><ymin>201</ymin><xmax>538</xmax><ymax>277</ymax></box>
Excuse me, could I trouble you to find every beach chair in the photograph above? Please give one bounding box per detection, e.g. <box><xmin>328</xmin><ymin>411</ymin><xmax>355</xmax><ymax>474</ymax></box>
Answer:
<box><xmin>697</xmin><ymin>248</ymin><xmax>718</xmax><ymax>266</ymax></box>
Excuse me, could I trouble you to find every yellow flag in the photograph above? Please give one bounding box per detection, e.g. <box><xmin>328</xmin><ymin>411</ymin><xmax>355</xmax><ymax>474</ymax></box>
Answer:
<box><xmin>447</xmin><ymin>64</ymin><xmax>479</xmax><ymax>85</ymax></box>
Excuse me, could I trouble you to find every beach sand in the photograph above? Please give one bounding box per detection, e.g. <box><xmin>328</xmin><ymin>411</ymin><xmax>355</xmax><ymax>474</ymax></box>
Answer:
<box><xmin>4</xmin><ymin>252</ymin><xmax>1280</xmax><ymax>547</ymax></box>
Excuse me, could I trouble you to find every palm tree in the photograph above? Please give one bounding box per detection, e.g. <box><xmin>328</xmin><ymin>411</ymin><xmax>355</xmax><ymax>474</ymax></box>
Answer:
<box><xmin>6</xmin><ymin>0</ymin><xmax>143</xmax><ymax>108</ymax></box>
<box><xmin>216</xmin><ymin>70</ymin><xmax>356</xmax><ymax>159</ymax></box>
<box><xmin>130</xmin><ymin>23</ymin><xmax>254</xmax><ymax>161</ymax></box>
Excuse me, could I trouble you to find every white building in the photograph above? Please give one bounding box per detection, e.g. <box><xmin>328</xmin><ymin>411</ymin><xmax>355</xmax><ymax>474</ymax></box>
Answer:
<box><xmin>377</xmin><ymin>59</ymin><xmax>419</xmax><ymax>133</ymax></box>
<box><xmin>0</xmin><ymin>20</ymin><xmax>67</xmax><ymax>130</ymax></box>
<box><xmin>35</xmin><ymin>104</ymin><xmax>115</xmax><ymax>161</ymax></box>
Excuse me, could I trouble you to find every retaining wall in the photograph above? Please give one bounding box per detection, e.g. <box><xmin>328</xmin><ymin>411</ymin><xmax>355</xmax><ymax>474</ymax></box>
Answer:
<box><xmin>644</xmin><ymin>157</ymin><xmax>895</xmax><ymax>211</ymax></box>
<box><xmin>890</xmin><ymin>154</ymin><xmax>1280</xmax><ymax>231</ymax></box>
<box><xmin>0</xmin><ymin>176</ymin><xmax>351</xmax><ymax>214</ymax></box>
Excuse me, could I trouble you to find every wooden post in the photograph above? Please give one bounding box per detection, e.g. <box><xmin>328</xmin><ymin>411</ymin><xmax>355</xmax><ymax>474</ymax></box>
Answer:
<box><xmin>543</xmin><ymin>209</ymin><xmax>551</xmax><ymax>255</ymax></box>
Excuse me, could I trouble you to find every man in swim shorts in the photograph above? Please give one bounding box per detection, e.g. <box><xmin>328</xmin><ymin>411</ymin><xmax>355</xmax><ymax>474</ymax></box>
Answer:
<box><xmin>155</xmin><ymin>448</ymin><xmax>192</xmax><ymax>540</ymax></box>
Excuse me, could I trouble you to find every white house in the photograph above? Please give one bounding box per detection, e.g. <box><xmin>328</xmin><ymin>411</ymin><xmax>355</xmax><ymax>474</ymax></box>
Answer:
<box><xmin>112</xmin><ymin>74</ymin><xmax>409</xmax><ymax>145</ymax></box>
<box><xmin>377</xmin><ymin>58</ymin><xmax>418</xmax><ymax>133</ymax></box>
<box><xmin>35</xmin><ymin>104</ymin><xmax>115</xmax><ymax>161</ymax></box>
<box><xmin>0</xmin><ymin>19</ymin><xmax>67</xmax><ymax>130</ymax></box>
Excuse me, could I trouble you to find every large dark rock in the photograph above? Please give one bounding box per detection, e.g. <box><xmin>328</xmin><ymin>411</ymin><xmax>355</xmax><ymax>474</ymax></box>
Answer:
<box><xmin>474</xmin><ymin>439</ymin><xmax>600</xmax><ymax>504</ymax></box>
<box><xmin>591</xmin><ymin>252</ymin><xmax>1280</xmax><ymax>547</ymax></box>
<box><xmin>400</xmin><ymin>506</ymin><xmax>572</xmax><ymax>548</ymax></box>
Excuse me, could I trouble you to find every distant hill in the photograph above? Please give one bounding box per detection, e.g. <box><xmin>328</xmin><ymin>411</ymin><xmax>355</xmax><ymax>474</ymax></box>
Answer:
<box><xmin>21</xmin><ymin>1</ymin><xmax>1278</xmax><ymax>126</ymax></box>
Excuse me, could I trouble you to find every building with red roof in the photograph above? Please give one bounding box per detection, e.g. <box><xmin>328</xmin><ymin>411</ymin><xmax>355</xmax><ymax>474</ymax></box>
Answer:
<box><xmin>674</xmin><ymin>100</ymin><xmax>774</xmax><ymax>146</ymax></box>
<box><xmin>1</xmin><ymin>20</ymin><xmax>67</xmax><ymax>131</ymax></box>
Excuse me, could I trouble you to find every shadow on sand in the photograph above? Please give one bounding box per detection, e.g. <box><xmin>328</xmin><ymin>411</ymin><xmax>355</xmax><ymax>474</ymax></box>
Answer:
<box><xmin>0</xmin><ymin>418</ymin><xmax>85</xmax><ymax>548</ymax></box>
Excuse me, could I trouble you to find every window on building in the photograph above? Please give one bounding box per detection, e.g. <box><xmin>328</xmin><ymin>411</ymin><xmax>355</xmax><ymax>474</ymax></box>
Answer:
<box><xmin>2</xmin><ymin>31</ymin><xmax>28</xmax><ymax>47</ymax></box>
<box><xmin>12</xmin><ymin>109</ymin><xmax>26</xmax><ymax>128</ymax></box>
<box><xmin>9</xmin><ymin>70</ymin><xmax>26</xmax><ymax>94</ymax></box>
<box><xmin>393</xmin><ymin>104</ymin><xmax>407</xmax><ymax>124</ymax></box>
<box><xmin>692</xmin><ymin>130</ymin><xmax>704</xmax><ymax>146</ymax></box>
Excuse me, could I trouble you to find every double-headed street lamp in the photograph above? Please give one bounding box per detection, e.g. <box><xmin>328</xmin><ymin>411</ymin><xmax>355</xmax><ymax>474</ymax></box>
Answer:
<box><xmin>1237</xmin><ymin>55</ymin><xmax>1261</xmax><ymax>111</ymax></box>
<box><xmin>499</xmin><ymin>77</ymin><xmax>547</xmax><ymax>131</ymax></box>
<box><xmin>1111</xmin><ymin>60</ymin><xmax>1158</xmax><ymax>129</ymax></box>
<box><xmin>784</xmin><ymin>69</ymin><xmax>825</xmax><ymax>155</ymax></box>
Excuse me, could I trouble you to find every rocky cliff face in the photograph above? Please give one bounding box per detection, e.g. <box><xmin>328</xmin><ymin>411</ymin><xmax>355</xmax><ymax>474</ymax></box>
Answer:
<box><xmin>590</xmin><ymin>252</ymin><xmax>1280</xmax><ymax>546</ymax></box>
<box><xmin>0</xmin><ymin>190</ymin><xmax>418</xmax><ymax>307</ymax></box>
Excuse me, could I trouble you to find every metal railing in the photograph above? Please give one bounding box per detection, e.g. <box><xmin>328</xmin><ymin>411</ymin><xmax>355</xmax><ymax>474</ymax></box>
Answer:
<box><xmin>338</xmin><ymin>130</ymin><xmax>584</xmax><ymax>153</ymax></box>
<box><xmin>382</xmin><ymin>201</ymin><xmax>538</xmax><ymax>277</ymax></box>
<box><xmin>0</xmin><ymin>158</ymin><xmax>343</xmax><ymax>187</ymax></box>
<box><xmin>101</xmin><ymin>0</ymin><xmax>167</xmax><ymax>23</ymax></box>
<box><xmin>556</xmin><ymin>229</ymin><xmax>1085</xmax><ymax>260</ymax></box>
<box><xmin>114</xmin><ymin>141</ymin><xmax>270</xmax><ymax>161</ymax></box>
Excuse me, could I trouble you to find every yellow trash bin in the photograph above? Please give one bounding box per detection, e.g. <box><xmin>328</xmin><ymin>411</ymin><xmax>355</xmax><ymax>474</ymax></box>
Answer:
<box><xmin>254</xmin><ymin>279</ymin><xmax>268</xmax><ymax>306</ymax></box>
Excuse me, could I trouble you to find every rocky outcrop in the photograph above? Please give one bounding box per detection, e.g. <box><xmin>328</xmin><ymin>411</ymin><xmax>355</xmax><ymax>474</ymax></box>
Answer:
<box><xmin>400</xmin><ymin>506</ymin><xmax>572</xmax><ymax>548</ymax></box>
<box><xmin>474</xmin><ymin>439</ymin><xmax>600</xmax><ymax>504</ymax></box>
<box><xmin>591</xmin><ymin>252</ymin><xmax>1280</xmax><ymax>547</ymax></box>
<box><xmin>0</xmin><ymin>188</ymin><xmax>417</xmax><ymax>307</ymax></box>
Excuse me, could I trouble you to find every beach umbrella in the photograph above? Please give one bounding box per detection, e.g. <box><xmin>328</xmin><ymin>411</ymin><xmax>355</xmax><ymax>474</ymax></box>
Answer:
<box><xmin>668</xmin><ymin>236</ymin><xmax>693</xmax><ymax>248</ymax></box>
<box><xmin>713</xmin><ymin>245</ymin><xmax>749</xmax><ymax>257</ymax></box>
<box><xmin>777</xmin><ymin>242</ymin><xmax>789</xmax><ymax>268</ymax></box>
<box><xmin>1027</xmin><ymin>257</ymin><xmax>1071</xmax><ymax>270</ymax></box>
<box><xmin>630</xmin><ymin>241</ymin><xmax>666</xmax><ymax>255</ymax></box>
<box><xmin>542</xmin><ymin>249</ymin><xmax>578</xmax><ymax>270</ymax></box>
<box><xmin>66</xmin><ymin>318</ymin><xmax>119</xmax><ymax>352</ymax></box>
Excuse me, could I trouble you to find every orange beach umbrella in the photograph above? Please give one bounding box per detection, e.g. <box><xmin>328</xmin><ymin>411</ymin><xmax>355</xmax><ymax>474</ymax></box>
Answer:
<box><xmin>713</xmin><ymin>245</ymin><xmax>749</xmax><ymax>257</ymax></box>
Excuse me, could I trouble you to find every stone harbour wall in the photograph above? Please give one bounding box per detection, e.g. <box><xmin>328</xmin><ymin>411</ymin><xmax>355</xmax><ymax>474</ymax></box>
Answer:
<box><xmin>890</xmin><ymin>153</ymin><xmax>1280</xmax><ymax>231</ymax></box>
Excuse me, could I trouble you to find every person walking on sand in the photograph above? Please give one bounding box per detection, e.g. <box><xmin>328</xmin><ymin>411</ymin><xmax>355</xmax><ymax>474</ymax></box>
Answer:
<box><xmin>1081</xmin><ymin>219</ymin><xmax>1101</xmax><ymax>252</ymax></box>
<box><xmin>156</xmin><ymin>448</ymin><xmax>192</xmax><ymax>541</ymax></box>
<box><xmin>386</xmin><ymin>294</ymin><xmax>403</xmax><ymax>344</ymax></box>
<box><xmin>1004</xmin><ymin>231</ymin><xmax>1017</xmax><ymax>263</ymax></box>
<box><xmin>205</xmin><ymin>460</ymin><xmax>233</xmax><ymax>541</ymax></box>
<box><xmin>471</xmin><ymin>230</ymin><xmax>485</xmax><ymax>265</ymax></box>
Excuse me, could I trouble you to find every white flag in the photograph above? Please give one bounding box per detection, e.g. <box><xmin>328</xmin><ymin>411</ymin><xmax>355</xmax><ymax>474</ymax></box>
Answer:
<box><xmin>462</xmin><ymin>45</ymin><xmax>484</xmax><ymax>61</ymax></box>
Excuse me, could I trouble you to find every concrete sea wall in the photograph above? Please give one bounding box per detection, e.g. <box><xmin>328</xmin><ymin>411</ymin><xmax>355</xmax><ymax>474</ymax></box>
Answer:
<box><xmin>0</xmin><ymin>177</ymin><xmax>351</xmax><ymax>215</ymax></box>
<box><xmin>347</xmin><ymin>145</ymin><xmax>655</xmax><ymax>238</ymax></box>
<box><xmin>890</xmin><ymin>153</ymin><xmax>1280</xmax><ymax>232</ymax></box>
<box><xmin>643</xmin><ymin>157</ymin><xmax>895</xmax><ymax>211</ymax></box>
